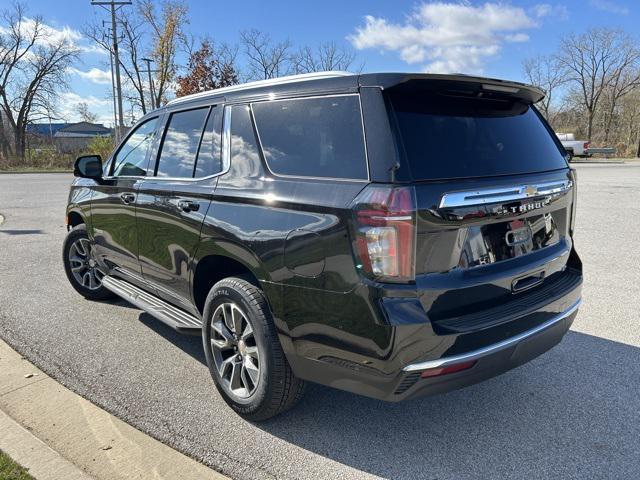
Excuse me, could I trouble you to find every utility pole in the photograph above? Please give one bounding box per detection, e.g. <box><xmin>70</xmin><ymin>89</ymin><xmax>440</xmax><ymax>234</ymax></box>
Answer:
<box><xmin>141</xmin><ymin>58</ymin><xmax>156</xmax><ymax>110</ymax></box>
<box><xmin>103</xmin><ymin>26</ymin><xmax>119</xmax><ymax>143</ymax></box>
<box><xmin>91</xmin><ymin>0</ymin><xmax>131</xmax><ymax>139</ymax></box>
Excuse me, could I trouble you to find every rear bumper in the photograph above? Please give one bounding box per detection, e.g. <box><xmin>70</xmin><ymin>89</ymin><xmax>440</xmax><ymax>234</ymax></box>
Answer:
<box><xmin>392</xmin><ymin>299</ymin><xmax>579</xmax><ymax>401</ymax></box>
<box><xmin>285</xmin><ymin>282</ymin><xmax>581</xmax><ymax>402</ymax></box>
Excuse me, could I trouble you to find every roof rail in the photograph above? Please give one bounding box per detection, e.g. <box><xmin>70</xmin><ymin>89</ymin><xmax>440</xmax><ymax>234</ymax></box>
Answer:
<box><xmin>167</xmin><ymin>71</ymin><xmax>354</xmax><ymax>106</ymax></box>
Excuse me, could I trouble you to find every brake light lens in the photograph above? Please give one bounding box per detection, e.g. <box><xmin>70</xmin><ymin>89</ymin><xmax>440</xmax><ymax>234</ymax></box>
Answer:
<box><xmin>351</xmin><ymin>185</ymin><xmax>416</xmax><ymax>283</ymax></box>
<box><xmin>420</xmin><ymin>360</ymin><xmax>476</xmax><ymax>379</ymax></box>
<box><xmin>583</xmin><ymin>142</ymin><xmax>590</xmax><ymax>151</ymax></box>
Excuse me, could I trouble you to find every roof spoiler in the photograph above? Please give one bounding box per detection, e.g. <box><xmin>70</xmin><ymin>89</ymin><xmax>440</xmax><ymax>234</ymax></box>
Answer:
<box><xmin>359</xmin><ymin>73</ymin><xmax>545</xmax><ymax>104</ymax></box>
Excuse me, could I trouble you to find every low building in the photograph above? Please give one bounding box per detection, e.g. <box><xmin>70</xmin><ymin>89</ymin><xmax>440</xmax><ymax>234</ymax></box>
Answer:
<box><xmin>53</xmin><ymin>122</ymin><xmax>112</xmax><ymax>153</ymax></box>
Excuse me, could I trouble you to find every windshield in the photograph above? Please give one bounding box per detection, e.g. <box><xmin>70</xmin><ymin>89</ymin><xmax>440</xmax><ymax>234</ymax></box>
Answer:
<box><xmin>388</xmin><ymin>90</ymin><xmax>568</xmax><ymax>181</ymax></box>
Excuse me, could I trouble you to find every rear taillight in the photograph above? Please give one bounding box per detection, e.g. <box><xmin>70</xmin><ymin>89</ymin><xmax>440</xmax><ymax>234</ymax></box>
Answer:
<box><xmin>583</xmin><ymin>142</ymin><xmax>590</xmax><ymax>151</ymax></box>
<box><xmin>351</xmin><ymin>185</ymin><xmax>416</xmax><ymax>283</ymax></box>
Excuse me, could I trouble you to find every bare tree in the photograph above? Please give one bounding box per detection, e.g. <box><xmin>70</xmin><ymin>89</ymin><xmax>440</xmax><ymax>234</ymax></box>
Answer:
<box><xmin>240</xmin><ymin>29</ymin><xmax>291</xmax><ymax>80</ymax></box>
<box><xmin>291</xmin><ymin>42</ymin><xmax>358</xmax><ymax>74</ymax></box>
<box><xmin>75</xmin><ymin>102</ymin><xmax>98</xmax><ymax>123</ymax></box>
<box><xmin>522</xmin><ymin>55</ymin><xmax>567</xmax><ymax>122</ymax></box>
<box><xmin>556</xmin><ymin>28</ymin><xmax>640</xmax><ymax>141</ymax></box>
<box><xmin>84</xmin><ymin>0</ymin><xmax>188</xmax><ymax>116</ymax></box>
<box><xmin>139</xmin><ymin>0</ymin><xmax>188</xmax><ymax>107</ymax></box>
<box><xmin>83</xmin><ymin>15</ymin><xmax>149</xmax><ymax>116</ymax></box>
<box><xmin>601</xmin><ymin>64</ymin><xmax>640</xmax><ymax>144</ymax></box>
<box><xmin>0</xmin><ymin>3</ymin><xmax>79</xmax><ymax>160</ymax></box>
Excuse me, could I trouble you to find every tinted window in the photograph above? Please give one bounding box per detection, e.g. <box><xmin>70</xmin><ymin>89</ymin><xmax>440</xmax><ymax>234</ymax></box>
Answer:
<box><xmin>156</xmin><ymin>107</ymin><xmax>208</xmax><ymax>178</ymax></box>
<box><xmin>389</xmin><ymin>91</ymin><xmax>567</xmax><ymax>180</ymax></box>
<box><xmin>112</xmin><ymin>117</ymin><xmax>158</xmax><ymax>176</ymax></box>
<box><xmin>194</xmin><ymin>106</ymin><xmax>223</xmax><ymax>177</ymax></box>
<box><xmin>229</xmin><ymin>104</ymin><xmax>261</xmax><ymax>175</ymax></box>
<box><xmin>252</xmin><ymin>95</ymin><xmax>367</xmax><ymax>180</ymax></box>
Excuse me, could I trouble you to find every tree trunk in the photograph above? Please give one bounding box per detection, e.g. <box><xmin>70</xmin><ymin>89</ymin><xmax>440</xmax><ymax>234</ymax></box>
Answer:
<box><xmin>12</xmin><ymin>128</ymin><xmax>25</xmax><ymax>161</ymax></box>
<box><xmin>587</xmin><ymin>110</ymin><xmax>594</xmax><ymax>143</ymax></box>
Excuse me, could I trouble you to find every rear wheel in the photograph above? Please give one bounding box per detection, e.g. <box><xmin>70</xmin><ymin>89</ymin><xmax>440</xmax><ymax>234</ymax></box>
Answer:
<box><xmin>566</xmin><ymin>150</ymin><xmax>574</xmax><ymax>162</ymax></box>
<box><xmin>202</xmin><ymin>277</ymin><xmax>305</xmax><ymax>421</ymax></box>
<box><xmin>62</xmin><ymin>224</ymin><xmax>114</xmax><ymax>301</ymax></box>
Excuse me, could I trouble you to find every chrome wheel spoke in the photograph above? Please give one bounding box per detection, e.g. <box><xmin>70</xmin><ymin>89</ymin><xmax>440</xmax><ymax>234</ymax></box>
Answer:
<box><xmin>218</xmin><ymin>355</ymin><xmax>235</xmax><ymax>378</ymax></box>
<box><xmin>229</xmin><ymin>358</ymin><xmax>243</xmax><ymax>390</ymax></box>
<box><xmin>230</xmin><ymin>305</ymin><xmax>244</xmax><ymax>335</ymax></box>
<box><xmin>211</xmin><ymin>320</ymin><xmax>234</xmax><ymax>350</ymax></box>
<box><xmin>209</xmin><ymin>301</ymin><xmax>261</xmax><ymax>399</ymax></box>
<box><xmin>244</xmin><ymin>345</ymin><xmax>259</xmax><ymax>361</ymax></box>
<box><xmin>243</xmin><ymin>357</ymin><xmax>259</xmax><ymax>385</ymax></box>
<box><xmin>241</xmin><ymin>322</ymin><xmax>253</xmax><ymax>340</ymax></box>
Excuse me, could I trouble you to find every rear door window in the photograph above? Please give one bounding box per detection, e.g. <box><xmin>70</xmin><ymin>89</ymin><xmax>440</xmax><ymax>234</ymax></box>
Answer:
<box><xmin>194</xmin><ymin>106</ymin><xmax>223</xmax><ymax>177</ymax></box>
<box><xmin>389</xmin><ymin>91</ymin><xmax>567</xmax><ymax>180</ymax></box>
<box><xmin>156</xmin><ymin>107</ymin><xmax>209</xmax><ymax>178</ymax></box>
<box><xmin>252</xmin><ymin>95</ymin><xmax>367</xmax><ymax>180</ymax></box>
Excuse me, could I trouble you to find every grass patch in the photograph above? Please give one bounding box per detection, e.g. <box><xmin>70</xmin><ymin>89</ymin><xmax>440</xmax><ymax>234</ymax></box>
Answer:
<box><xmin>0</xmin><ymin>166</ymin><xmax>72</xmax><ymax>173</ymax></box>
<box><xmin>0</xmin><ymin>450</ymin><xmax>35</xmax><ymax>480</ymax></box>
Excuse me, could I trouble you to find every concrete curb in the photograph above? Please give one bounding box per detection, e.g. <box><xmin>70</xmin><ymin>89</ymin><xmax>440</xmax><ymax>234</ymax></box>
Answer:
<box><xmin>0</xmin><ymin>339</ymin><xmax>229</xmax><ymax>480</ymax></box>
<box><xmin>0</xmin><ymin>410</ymin><xmax>94</xmax><ymax>480</ymax></box>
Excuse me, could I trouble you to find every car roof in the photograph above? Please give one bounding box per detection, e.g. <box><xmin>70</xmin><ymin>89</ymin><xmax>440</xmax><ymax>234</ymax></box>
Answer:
<box><xmin>163</xmin><ymin>71</ymin><xmax>545</xmax><ymax>110</ymax></box>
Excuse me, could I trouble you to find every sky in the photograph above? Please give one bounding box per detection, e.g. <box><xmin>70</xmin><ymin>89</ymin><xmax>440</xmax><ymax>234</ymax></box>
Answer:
<box><xmin>14</xmin><ymin>0</ymin><xmax>639</xmax><ymax>126</ymax></box>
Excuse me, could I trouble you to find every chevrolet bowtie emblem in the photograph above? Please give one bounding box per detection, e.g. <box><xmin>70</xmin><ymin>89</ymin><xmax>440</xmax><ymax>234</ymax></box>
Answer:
<box><xmin>523</xmin><ymin>185</ymin><xmax>538</xmax><ymax>197</ymax></box>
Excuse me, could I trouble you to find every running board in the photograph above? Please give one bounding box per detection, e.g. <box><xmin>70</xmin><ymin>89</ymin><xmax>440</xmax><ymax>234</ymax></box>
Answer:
<box><xmin>102</xmin><ymin>276</ymin><xmax>202</xmax><ymax>331</ymax></box>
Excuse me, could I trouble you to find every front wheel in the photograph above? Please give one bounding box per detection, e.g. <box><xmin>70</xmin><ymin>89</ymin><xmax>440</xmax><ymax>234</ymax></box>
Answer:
<box><xmin>62</xmin><ymin>224</ymin><xmax>114</xmax><ymax>301</ymax></box>
<box><xmin>202</xmin><ymin>277</ymin><xmax>305</xmax><ymax>421</ymax></box>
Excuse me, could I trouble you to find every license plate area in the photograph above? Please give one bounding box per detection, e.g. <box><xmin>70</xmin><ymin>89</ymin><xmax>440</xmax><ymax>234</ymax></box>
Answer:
<box><xmin>459</xmin><ymin>210</ymin><xmax>562</xmax><ymax>269</ymax></box>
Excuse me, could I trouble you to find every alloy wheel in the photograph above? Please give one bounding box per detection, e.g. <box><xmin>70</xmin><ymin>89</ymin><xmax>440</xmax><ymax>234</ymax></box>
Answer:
<box><xmin>210</xmin><ymin>302</ymin><xmax>261</xmax><ymax>399</ymax></box>
<box><xmin>68</xmin><ymin>237</ymin><xmax>105</xmax><ymax>290</ymax></box>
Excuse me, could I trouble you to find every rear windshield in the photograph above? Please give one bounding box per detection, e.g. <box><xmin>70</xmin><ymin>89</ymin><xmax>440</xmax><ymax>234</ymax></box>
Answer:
<box><xmin>389</xmin><ymin>90</ymin><xmax>567</xmax><ymax>181</ymax></box>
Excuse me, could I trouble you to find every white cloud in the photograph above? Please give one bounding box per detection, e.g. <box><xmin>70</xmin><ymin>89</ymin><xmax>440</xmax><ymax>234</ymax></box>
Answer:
<box><xmin>0</xmin><ymin>16</ymin><xmax>106</xmax><ymax>56</ymax></box>
<box><xmin>532</xmin><ymin>3</ymin><xmax>570</xmax><ymax>20</ymax></box>
<box><xmin>57</xmin><ymin>92</ymin><xmax>113</xmax><ymax>125</ymax></box>
<box><xmin>71</xmin><ymin>67</ymin><xmax>112</xmax><ymax>85</ymax></box>
<box><xmin>589</xmin><ymin>0</ymin><xmax>629</xmax><ymax>15</ymax></box>
<box><xmin>505</xmin><ymin>33</ymin><xmax>530</xmax><ymax>42</ymax></box>
<box><xmin>348</xmin><ymin>2</ymin><xmax>541</xmax><ymax>74</ymax></box>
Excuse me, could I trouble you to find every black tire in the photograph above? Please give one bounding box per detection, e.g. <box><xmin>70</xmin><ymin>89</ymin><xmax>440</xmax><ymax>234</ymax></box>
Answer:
<box><xmin>566</xmin><ymin>150</ymin><xmax>574</xmax><ymax>162</ymax></box>
<box><xmin>202</xmin><ymin>277</ymin><xmax>306</xmax><ymax>421</ymax></box>
<box><xmin>62</xmin><ymin>224</ymin><xmax>115</xmax><ymax>301</ymax></box>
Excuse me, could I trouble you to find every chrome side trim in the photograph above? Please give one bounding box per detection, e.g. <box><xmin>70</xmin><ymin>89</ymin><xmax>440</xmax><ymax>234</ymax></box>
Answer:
<box><xmin>439</xmin><ymin>179</ymin><xmax>573</xmax><ymax>209</ymax></box>
<box><xmin>102</xmin><ymin>276</ymin><xmax>201</xmax><ymax>329</ymax></box>
<box><xmin>402</xmin><ymin>299</ymin><xmax>581</xmax><ymax>372</ymax></box>
<box><xmin>222</xmin><ymin>104</ymin><xmax>231</xmax><ymax>173</ymax></box>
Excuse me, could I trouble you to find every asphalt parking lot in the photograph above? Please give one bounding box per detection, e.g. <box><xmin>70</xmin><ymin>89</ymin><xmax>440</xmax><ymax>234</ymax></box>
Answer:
<box><xmin>1</xmin><ymin>163</ymin><xmax>639</xmax><ymax>480</ymax></box>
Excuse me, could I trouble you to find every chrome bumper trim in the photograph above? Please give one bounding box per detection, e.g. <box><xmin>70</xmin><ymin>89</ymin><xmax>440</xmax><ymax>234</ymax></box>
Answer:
<box><xmin>402</xmin><ymin>299</ymin><xmax>581</xmax><ymax>372</ymax></box>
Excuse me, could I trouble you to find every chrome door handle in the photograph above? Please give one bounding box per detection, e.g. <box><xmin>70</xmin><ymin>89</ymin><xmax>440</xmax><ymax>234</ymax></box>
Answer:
<box><xmin>120</xmin><ymin>193</ymin><xmax>136</xmax><ymax>204</ymax></box>
<box><xmin>177</xmin><ymin>200</ymin><xmax>200</xmax><ymax>212</ymax></box>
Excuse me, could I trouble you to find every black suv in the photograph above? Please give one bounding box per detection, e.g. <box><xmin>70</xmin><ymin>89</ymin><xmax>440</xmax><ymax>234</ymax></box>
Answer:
<box><xmin>64</xmin><ymin>72</ymin><xmax>582</xmax><ymax>420</ymax></box>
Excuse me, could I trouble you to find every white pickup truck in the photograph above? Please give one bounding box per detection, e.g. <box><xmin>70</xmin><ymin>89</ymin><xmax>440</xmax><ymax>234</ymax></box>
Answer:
<box><xmin>556</xmin><ymin>133</ymin><xmax>590</xmax><ymax>161</ymax></box>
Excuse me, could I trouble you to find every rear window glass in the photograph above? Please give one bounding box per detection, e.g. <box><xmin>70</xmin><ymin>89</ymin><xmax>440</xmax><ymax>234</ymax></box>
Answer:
<box><xmin>252</xmin><ymin>95</ymin><xmax>367</xmax><ymax>180</ymax></box>
<box><xmin>389</xmin><ymin>91</ymin><xmax>567</xmax><ymax>180</ymax></box>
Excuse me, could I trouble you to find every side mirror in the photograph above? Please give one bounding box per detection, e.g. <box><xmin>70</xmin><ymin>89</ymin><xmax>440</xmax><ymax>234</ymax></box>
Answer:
<box><xmin>74</xmin><ymin>155</ymin><xmax>103</xmax><ymax>180</ymax></box>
